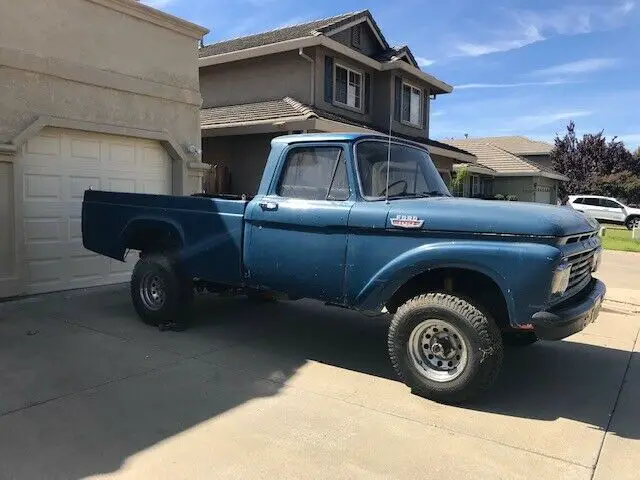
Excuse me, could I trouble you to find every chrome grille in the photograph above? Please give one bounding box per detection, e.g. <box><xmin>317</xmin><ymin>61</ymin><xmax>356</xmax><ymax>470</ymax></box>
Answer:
<box><xmin>565</xmin><ymin>232</ymin><xmax>597</xmax><ymax>244</ymax></box>
<box><xmin>567</xmin><ymin>249</ymin><xmax>595</xmax><ymax>290</ymax></box>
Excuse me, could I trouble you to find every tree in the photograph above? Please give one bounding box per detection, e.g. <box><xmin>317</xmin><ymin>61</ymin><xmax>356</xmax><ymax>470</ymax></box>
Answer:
<box><xmin>550</xmin><ymin>122</ymin><xmax>640</xmax><ymax>203</ymax></box>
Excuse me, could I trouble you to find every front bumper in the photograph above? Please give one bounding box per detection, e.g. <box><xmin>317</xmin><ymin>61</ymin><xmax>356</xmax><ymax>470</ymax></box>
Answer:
<box><xmin>531</xmin><ymin>279</ymin><xmax>606</xmax><ymax>340</ymax></box>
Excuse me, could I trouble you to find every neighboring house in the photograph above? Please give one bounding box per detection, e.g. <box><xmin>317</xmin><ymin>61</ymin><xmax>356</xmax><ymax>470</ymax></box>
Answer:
<box><xmin>198</xmin><ymin>10</ymin><xmax>475</xmax><ymax>196</ymax></box>
<box><xmin>442</xmin><ymin>136</ymin><xmax>567</xmax><ymax>204</ymax></box>
<box><xmin>0</xmin><ymin>0</ymin><xmax>208</xmax><ymax>298</ymax></box>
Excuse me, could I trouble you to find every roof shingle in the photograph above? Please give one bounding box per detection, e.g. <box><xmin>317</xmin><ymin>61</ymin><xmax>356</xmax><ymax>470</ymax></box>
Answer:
<box><xmin>472</xmin><ymin>136</ymin><xmax>553</xmax><ymax>155</ymax></box>
<box><xmin>199</xmin><ymin>11</ymin><xmax>375</xmax><ymax>57</ymax></box>
<box><xmin>201</xmin><ymin>97</ymin><xmax>474</xmax><ymax>159</ymax></box>
<box><xmin>442</xmin><ymin>138</ymin><xmax>562</xmax><ymax>176</ymax></box>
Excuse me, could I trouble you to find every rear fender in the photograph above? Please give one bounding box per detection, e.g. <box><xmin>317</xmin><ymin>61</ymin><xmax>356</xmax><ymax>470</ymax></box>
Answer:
<box><xmin>120</xmin><ymin>217</ymin><xmax>186</xmax><ymax>258</ymax></box>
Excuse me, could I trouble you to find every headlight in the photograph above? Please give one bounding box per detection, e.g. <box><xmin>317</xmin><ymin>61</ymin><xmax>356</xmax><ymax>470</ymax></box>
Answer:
<box><xmin>551</xmin><ymin>261</ymin><xmax>572</xmax><ymax>296</ymax></box>
<box><xmin>591</xmin><ymin>248</ymin><xmax>602</xmax><ymax>272</ymax></box>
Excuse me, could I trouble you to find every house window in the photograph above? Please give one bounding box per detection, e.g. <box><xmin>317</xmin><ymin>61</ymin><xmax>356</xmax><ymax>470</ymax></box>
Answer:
<box><xmin>351</xmin><ymin>25</ymin><xmax>362</xmax><ymax>49</ymax></box>
<box><xmin>471</xmin><ymin>175</ymin><xmax>480</xmax><ymax>196</ymax></box>
<box><xmin>401</xmin><ymin>82</ymin><xmax>422</xmax><ymax>126</ymax></box>
<box><xmin>334</xmin><ymin>64</ymin><xmax>363</xmax><ymax>110</ymax></box>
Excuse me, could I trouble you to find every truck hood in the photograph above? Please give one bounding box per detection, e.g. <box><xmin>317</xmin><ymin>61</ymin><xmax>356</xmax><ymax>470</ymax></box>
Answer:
<box><xmin>386</xmin><ymin>197</ymin><xmax>598</xmax><ymax>237</ymax></box>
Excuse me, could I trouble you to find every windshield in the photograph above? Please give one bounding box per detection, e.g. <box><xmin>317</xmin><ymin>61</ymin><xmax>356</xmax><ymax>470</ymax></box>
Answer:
<box><xmin>355</xmin><ymin>140</ymin><xmax>452</xmax><ymax>200</ymax></box>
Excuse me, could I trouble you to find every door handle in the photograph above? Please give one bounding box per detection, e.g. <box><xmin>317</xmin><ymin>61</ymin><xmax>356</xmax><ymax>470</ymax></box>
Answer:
<box><xmin>259</xmin><ymin>201</ymin><xmax>278</xmax><ymax>211</ymax></box>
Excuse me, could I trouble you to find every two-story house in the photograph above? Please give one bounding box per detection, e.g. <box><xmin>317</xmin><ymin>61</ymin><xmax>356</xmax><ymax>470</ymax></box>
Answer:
<box><xmin>198</xmin><ymin>10</ymin><xmax>475</xmax><ymax>195</ymax></box>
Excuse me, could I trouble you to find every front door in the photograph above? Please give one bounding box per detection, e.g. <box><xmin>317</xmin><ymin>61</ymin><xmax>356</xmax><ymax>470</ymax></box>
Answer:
<box><xmin>244</xmin><ymin>144</ymin><xmax>354</xmax><ymax>302</ymax></box>
<box><xmin>600</xmin><ymin>198</ymin><xmax>626</xmax><ymax>222</ymax></box>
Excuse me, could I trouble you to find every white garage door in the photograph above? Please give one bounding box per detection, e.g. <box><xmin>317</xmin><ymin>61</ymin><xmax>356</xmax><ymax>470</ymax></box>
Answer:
<box><xmin>19</xmin><ymin>128</ymin><xmax>172</xmax><ymax>294</ymax></box>
<box><xmin>535</xmin><ymin>189</ymin><xmax>551</xmax><ymax>204</ymax></box>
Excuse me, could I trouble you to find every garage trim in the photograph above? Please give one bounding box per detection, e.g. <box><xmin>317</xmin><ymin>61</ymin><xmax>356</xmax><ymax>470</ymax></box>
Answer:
<box><xmin>9</xmin><ymin>115</ymin><xmax>209</xmax><ymax>195</ymax></box>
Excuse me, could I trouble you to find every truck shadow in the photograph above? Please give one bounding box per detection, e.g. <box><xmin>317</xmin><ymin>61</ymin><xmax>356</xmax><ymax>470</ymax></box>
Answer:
<box><xmin>2</xmin><ymin>286</ymin><xmax>637</xmax><ymax>479</ymax></box>
<box><xmin>190</xmin><ymin>295</ymin><xmax>640</xmax><ymax>441</ymax></box>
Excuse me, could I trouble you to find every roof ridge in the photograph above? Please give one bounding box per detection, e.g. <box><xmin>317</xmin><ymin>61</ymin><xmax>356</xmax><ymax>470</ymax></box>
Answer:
<box><xmin>282</xmin><ymin>97</ymin><xmax>317</xmax><ymax>118</ymax></box>
<box><xmin>201</xmin><ymin>11</ymin><xmax>363</xmax><ymax>48</ymax></box>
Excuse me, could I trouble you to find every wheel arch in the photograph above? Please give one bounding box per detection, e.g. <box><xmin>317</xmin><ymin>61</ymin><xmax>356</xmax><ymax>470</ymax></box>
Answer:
<box><xmin>121</xmin><ymin>217</ymin><xmax>186</xmax><ymax>254</ymax></box>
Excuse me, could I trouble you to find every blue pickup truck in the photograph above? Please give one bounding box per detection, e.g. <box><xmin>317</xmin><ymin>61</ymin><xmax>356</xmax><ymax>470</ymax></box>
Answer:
<box><xmin>82</xmin><ymin>133</ymin><xmax>606</xmax><ymax>403</ymax></box>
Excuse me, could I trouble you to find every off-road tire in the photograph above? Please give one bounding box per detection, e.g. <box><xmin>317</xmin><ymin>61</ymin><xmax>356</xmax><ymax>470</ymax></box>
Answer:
<box><xmin>388</xmin><ymin>293</ymin><xmax>503</xmax><ymax>404</ymax></box>
<box><xmin>130</xmin><ymin>254</ymin><xmax>193</xmax><ymax>326</ymax></box>
<box><xmin>502</xmin><ymin>331</ymin><xmax>538</xmax><ymax>347</ymax></box>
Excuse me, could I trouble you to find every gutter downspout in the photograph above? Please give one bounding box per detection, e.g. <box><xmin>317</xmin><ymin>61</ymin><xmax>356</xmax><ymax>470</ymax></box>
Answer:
<box><xmin>298</xmin><ymin>47</ymin><xmax>315</xmax><ymax>105</ymax></box>
<box><xmin>0</xmin><ymin>144</ymin><xmax>17</xmax><ymax>155</ymax></box>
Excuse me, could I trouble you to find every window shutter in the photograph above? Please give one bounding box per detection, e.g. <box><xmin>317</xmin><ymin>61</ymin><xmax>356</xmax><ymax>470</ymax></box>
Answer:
<box><xmin>423</xmin><ymin>91</ymin><xmax>429</xmax><ymax>133</ymax></box>
<box><xmin>364</xmin><ymin>73</ymin><xmax>371</xmax><ymax>114</ymax></box>
<box><xmin>324</xmin><ymin>56</ymin><xmax>334</xmax><ymax>103</ymax></box>
<box><xmin>394</xmin><ymin>76</ymin><xmax>402</xmax><ymax>121</ymax></box>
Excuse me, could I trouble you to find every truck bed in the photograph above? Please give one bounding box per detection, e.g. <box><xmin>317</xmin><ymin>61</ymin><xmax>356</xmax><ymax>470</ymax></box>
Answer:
<box><xmin>82</xmin><ymin>190</ymin><xmax>248</xmax><ymax>286</ymax></box>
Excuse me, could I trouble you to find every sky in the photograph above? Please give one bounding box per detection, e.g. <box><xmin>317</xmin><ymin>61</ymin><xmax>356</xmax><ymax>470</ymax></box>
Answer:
<box><xmin>144</xmin><ymin>0</ymin><xmax>640</xmax><ymax>150</ymax></box>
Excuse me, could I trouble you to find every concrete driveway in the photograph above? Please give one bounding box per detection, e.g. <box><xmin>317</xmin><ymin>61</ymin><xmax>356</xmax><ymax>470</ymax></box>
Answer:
<box><xmin>1</xmin><ymin>251</ymin><xmax>639</xmax><ymax>479</ymax></box>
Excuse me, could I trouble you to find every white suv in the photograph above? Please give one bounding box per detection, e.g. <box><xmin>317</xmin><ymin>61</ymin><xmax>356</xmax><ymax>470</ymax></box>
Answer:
<box><xmin>568</xmin><ymin>195</ymin><xmax>640</xmax><ymax>230</ymax></box>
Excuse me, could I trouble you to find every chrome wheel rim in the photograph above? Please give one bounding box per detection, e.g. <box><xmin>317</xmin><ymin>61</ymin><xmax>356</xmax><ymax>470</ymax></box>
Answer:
<box><xmin>140</xmin><ymin>273</ymin><xmax>166</xmax><ymax>311</ymax></box>
<box><xmin>408</xmin><ymin>319</ymin><xmax>468</xmax><ymax>382</ymax></box>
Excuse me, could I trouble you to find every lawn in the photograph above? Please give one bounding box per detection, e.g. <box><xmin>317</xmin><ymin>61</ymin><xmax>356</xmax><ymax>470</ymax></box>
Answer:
<box><xmin>600</xmin><ymin>225</ymin><xmax>640</xmax><ymax>252</ymax></box>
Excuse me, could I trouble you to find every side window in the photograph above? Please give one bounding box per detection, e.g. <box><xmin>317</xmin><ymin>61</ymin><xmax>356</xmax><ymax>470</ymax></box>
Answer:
<box><xmin>277</xmin><ymin>147</ymin><xmax>350</xmax><ymax>201</ymax></box>
<box><xmin>582</xmin><ymin>198</ymin><xmax>600</xmax><ymax>206</ymax></box>
<box><xmin>573</xmin><ymin>197</ymin><xmax>583</xmax><ymax>204</ymax></box>
<box><xmin>602</xmin><ymin>199</ymin><xmax>622</xmax><ymax>208</ymax></box>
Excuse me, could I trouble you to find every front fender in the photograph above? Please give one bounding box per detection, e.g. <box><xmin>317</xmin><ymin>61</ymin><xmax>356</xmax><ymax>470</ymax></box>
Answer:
<box><xmin>354</xmin><ymin>240</ymin><xmax>561</xmax><ymax>326</ymax></box>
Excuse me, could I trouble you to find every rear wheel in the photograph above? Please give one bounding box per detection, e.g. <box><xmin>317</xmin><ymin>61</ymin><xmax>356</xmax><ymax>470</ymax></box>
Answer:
<box><xmin>388</xmin><ymin>293</ymin><xmax>503</xmax><ymax>404</ymax></box>
<box><xmin>626</xmin><ymin>216</ymin><xmax>640</xmax><ymax>230</ymax></box>
<box><xmin>131</xmin><ymin>254</ymin><xmax>193</xmax><ymax>326</ymax></box>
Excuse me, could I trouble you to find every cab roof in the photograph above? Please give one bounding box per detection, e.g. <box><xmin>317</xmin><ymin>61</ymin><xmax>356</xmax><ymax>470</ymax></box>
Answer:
<box><xmin>271</xmin><ymin>132</ymin><xmax>430</xmax><ymax>150</ymax></box>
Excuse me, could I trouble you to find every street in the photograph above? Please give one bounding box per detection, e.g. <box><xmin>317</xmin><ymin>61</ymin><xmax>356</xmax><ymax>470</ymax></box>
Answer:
<box><xmin>0</xmin><ymin>251</ymin><xmax>638</xmax><ymax>479</ymax></box>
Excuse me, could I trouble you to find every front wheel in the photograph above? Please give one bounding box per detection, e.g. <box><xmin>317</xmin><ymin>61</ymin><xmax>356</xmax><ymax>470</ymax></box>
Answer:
<box><xmin>625</xmin><ymin>216</ymin><xmax>640</xmax><ymax>230</ymax></box>
<box><xmin>131</xmin><ymin>254</ymin><xmax>193</xmax><ymax>326</ymax></box>
<box><xmin>388</xmin><ymin>293</ymin><xmax>503</xmax><ymax>404</ymax></box>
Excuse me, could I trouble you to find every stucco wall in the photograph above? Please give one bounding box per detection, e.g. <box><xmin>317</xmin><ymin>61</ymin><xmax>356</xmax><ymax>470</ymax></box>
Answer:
<box><xmin>200</xmin><ymin>51</ymin><xmax>313</xmax><ymax>108</ymax></box>
<box><xmin>0</xmin><ymin>0</ymin><xmax>200</xmax><ymax>91</ymax></box>
<box><xmin>493</xmin><ymin>177</ymin><xmax>534</xmax><ymax>201</ymax></box>
<box><xmin>0</xmin><ymin>0</ymin><xmax>206</xmax><ymax>195</ymax></box>
<box><xmin>202</xmin><ymin>134</ymin><xmax>278</xmax><ymax>195</ymax></box>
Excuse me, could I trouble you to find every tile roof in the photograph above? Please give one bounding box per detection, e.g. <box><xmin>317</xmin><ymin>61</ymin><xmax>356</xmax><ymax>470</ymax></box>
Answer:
<box><xmin>201</xmin><ymin>97</ymin><xmax>315</xmax><ymax>127</ymax></box>
<box><xmin>442</xmin><ymin>138</ymin><xmax>561</xmax><ymax>175</ymax></box>
<box><xmin>199</xmin><ymin>10</ymin><xmax>385</xmax><ymax>57</ymax></box>
<box><xmin>201</xmin><ymin>97</ymin><xmax>474</xmax><ymax>159</ymax></box>
<box><xmin>471</xmin><ymin>136</ymin><xmax>553</xmax><ymax>155</ymax></box>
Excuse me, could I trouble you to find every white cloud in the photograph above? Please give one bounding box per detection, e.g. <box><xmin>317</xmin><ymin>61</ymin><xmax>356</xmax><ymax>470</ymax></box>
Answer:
<box><xmin>455</xmin><ymin>80</ymin><xmax>571</xmax><ymax>90</ymax></box>
<box><xmin>511</xmin><ymin>110</ymin><xmax>593</xmax><ymax>129</ymax></box>
<box><xmin>455</xmin><ymin>25</ymin><xmax>544</xmax><ymax>57</ymax></box>
<box><xmin>530</xmin><ymin>58</ymin><xmax>620</xmax><ymax>77</ymax></box>
<box><xmin>415</xmin><ymin>56</ymin><xmax>435</xmax><ymax>67</ymax></box>
<box><xmin>454</xmin><ymin>1</ymin><xmax>635</xmax><ymax>57</ymax></box>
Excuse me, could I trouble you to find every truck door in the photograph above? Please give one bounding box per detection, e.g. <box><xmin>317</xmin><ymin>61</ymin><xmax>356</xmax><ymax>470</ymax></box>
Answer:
<box><xmin>244</xmin><ymin>144</ymin><xmax>354</xmax><ymax>302</ymax></box>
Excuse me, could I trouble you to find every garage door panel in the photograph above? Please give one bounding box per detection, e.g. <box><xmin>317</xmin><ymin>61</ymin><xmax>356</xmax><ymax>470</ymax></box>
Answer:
<box><xmin>70</xmin><ymin>137</ymin><xmax>101</xmax><ymax>161</ymax></box>
<box><xmin>70</xmin><ymin>176</ymin><xmax>102</xmax><ymax>198</ymax></box>
<box><xmin>108</xmin><ymin>177</ymin><xmax>137</xmax><ymax>193</ymax></box>
<box><xmin>69</xmin><ymin>254</ymin><xmax>107</xmax><ymax>280</ymax></box>
<box><xmin>20</xmin><ymin>128</ymin><xmax>172</xmax><ymax>294</ymax></box>
<box><xmin>25</xmin><ymin>134</ymin><xmax>60</xmax><ymax>157</ymax></box>
<box><xmin>24</xmin><ymin>173</ymin><xmax>63</xmax><ymax>200</ymax></box>
<box><xmin>107</xmin><ymin>142</ymin><xmax>136</xmax><ymax>169</ymax></box>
